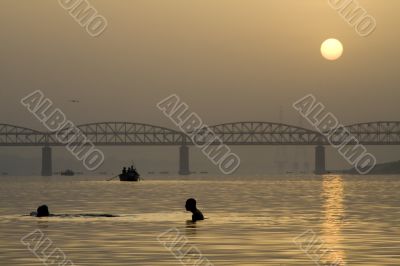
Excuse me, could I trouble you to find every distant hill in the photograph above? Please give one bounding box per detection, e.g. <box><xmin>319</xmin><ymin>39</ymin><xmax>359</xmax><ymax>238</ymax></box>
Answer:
<box><xmin>343</xmin><ymin>160</ymin><xmax>400</xmax><ymax>175</ymax></box>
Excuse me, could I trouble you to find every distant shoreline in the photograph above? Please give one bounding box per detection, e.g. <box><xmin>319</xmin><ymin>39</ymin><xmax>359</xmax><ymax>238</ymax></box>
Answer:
<box><xmin>340</xmin><ymin>160</ymin><xmax>400</xmax><ymax>175</ymax></box>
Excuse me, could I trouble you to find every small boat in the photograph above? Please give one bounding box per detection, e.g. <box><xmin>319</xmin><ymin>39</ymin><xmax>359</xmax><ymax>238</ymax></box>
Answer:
<box><xmin>119</xmin><ymin>166</ymin><xmax>141</xmax><ymax>182</ymax></box>
<box><xmin>115</xmin><ymin>164</ymin><xmax>142</xmax><ymax>182</ymax></box>
<box><xmin>119</xmin><ymin>172</ymin><xmax>140</xmax><ymax>181</ymax></box>
<box><xmin>61</xmin><ymin>169</ymin><xmax>75</xmax><ymax>176</ymax></box>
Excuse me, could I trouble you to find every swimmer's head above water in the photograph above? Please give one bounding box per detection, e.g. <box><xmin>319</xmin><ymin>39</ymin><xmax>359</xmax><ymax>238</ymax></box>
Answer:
<box><xmin>29</xmin><ymin>205</ymin><xmax>118</xmax><ymax>218</ymax></box>
<box><xmin>185</xmin><ymin>198</ymin><xmax>196</xmax><ymax>212</ymax></box>
<box><xmin>30</xmin><ymin>205</ymin><xmax>50</xmax><ymax>217</ymax></box>
<box><xmin>185</xmin><ymin>198</ymin><xmax>204</xmax><ymax>222</ymax></box>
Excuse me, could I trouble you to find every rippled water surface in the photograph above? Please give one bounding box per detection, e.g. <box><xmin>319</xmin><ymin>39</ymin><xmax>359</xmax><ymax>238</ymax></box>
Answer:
<box><xmin>0</xmin><ymin>175</ymin><xmax>399</xmax><ymax>265</ymax></box>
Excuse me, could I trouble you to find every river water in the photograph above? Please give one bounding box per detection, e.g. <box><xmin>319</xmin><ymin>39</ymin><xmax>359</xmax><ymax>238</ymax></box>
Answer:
<box><xmin>0</xmin><ymin>175</ymin><xmax>399</xmax><ymax>265</ymax></box>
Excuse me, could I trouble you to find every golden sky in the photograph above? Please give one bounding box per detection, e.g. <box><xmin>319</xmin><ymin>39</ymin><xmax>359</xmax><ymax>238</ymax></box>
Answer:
<box><xmin>0</xmin><ymin>0</ymin><xmax>399</xmax><ymax>128</ymax></box>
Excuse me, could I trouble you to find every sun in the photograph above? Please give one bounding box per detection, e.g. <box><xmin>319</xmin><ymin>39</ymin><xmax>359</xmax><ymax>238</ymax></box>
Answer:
<box><xmin>321</xmin><ymin>39</ymin><xmax>343</xmax><ymax>61</ymax></box>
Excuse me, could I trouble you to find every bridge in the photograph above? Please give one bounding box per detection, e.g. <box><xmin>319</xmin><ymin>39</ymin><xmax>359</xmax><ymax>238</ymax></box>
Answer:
<box><xmin>0</xmin><ymin>121</ymin><xmax>399</xmax><ymax>175</ymax></box>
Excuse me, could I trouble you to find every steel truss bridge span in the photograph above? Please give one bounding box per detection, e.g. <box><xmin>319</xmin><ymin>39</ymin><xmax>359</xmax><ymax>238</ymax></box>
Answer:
<box><xmin>0</xmin><ymin>121</ymin><xmax>399</xmax><ymax>175</ymax></box>
<box><xmin>1</xmin><ymin>121</ymin><xmax>400</xmax><ymax>146</ymax></box>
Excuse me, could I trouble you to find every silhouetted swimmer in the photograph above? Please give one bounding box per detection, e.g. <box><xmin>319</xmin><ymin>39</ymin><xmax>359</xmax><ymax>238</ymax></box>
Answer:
<box><xmin>185</xmin><ymin>198</ymin><xmax>204</xmax><ymax>222</ymax></box>
<box><xmin>30</xmin><ymin>205</ymin><xmax>51</xmax><ymax>217</ymax></box>
<box><xmin>29</xmin><ymin>205</ymin><xmax>118</xmax><ymax>218</ymax></box>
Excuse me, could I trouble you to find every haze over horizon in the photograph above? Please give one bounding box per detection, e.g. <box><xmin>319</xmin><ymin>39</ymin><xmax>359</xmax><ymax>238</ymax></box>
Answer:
<box><xmin>1</xmin><ymin>0</ymin><xmax>399</xmax><ymax>174</ymax></box>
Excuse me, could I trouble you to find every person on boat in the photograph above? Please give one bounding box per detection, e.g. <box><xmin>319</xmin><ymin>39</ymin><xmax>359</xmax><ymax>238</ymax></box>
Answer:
<box><xmin>127</xmin><ymin>166</ymin><xmax>133</xmax><ymax>175</ymax></box>
<box><xmin>133</xmin><ymin>169</ymin><xmax>139</xmax><ymax>176</ymax></box>
<box><xmin>131</xmin><ymin>166</ymin><xmax>139</xmax><ymax>176</ymax></box>
<box><xmin>122</xmin><ymin>167</ymin><xmax>127</xmax><ymax>175</ymax></box>
<box><xmin>185</xmin><ymin>198</ymin><xmax>204</xmax><ymax>222</ymax></box>
<box><xmin>30</xmin><ymin>205</ymin><xmax>50</xmax><ymax>217</ymax></box>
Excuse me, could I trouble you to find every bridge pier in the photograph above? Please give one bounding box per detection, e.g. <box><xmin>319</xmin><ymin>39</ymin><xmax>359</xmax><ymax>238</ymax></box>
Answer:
<box><xmin>179</xmin><ymin>145</ymin><xmax>190</xmax><ymax>175</ymax></box>
<box><xmin>41</xmin><ymin>146</ymin><xmax>52</xmax><ymax>176</ymax></box>
<box><xmin>314</xmin><ymin>145</ymin><xmax>326</xmax><ymax>175</ymax></box>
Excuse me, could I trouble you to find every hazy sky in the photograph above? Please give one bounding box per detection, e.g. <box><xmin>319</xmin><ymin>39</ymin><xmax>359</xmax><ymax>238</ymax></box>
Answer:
<box><xmin>0</xmin><ymin>1</ymin><xmax>399</xmax><ymax>174</ymax></box>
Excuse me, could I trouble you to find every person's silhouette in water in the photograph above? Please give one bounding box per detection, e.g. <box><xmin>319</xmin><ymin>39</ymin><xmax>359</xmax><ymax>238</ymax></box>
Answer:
<box><xmin>185</xmin><ymin>198</ymin><xmax>204</xmax><ymax>222</ymax></box>
<box><xmin>31</xmin><ymin>205</ymin><xmax>50</xmax><ymax>217</ymax></box>
<box><xmin>30</xmin><ymin>205</ymin><xmax>118</xmax><ymax>218</ymax></box>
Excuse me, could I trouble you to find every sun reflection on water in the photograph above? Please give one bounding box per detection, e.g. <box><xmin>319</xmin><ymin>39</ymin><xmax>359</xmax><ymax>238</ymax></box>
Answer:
<box><xmin>321</xmin><ymin>175</ymin><xmax>346</xmax><ymax>265</ymax></box>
